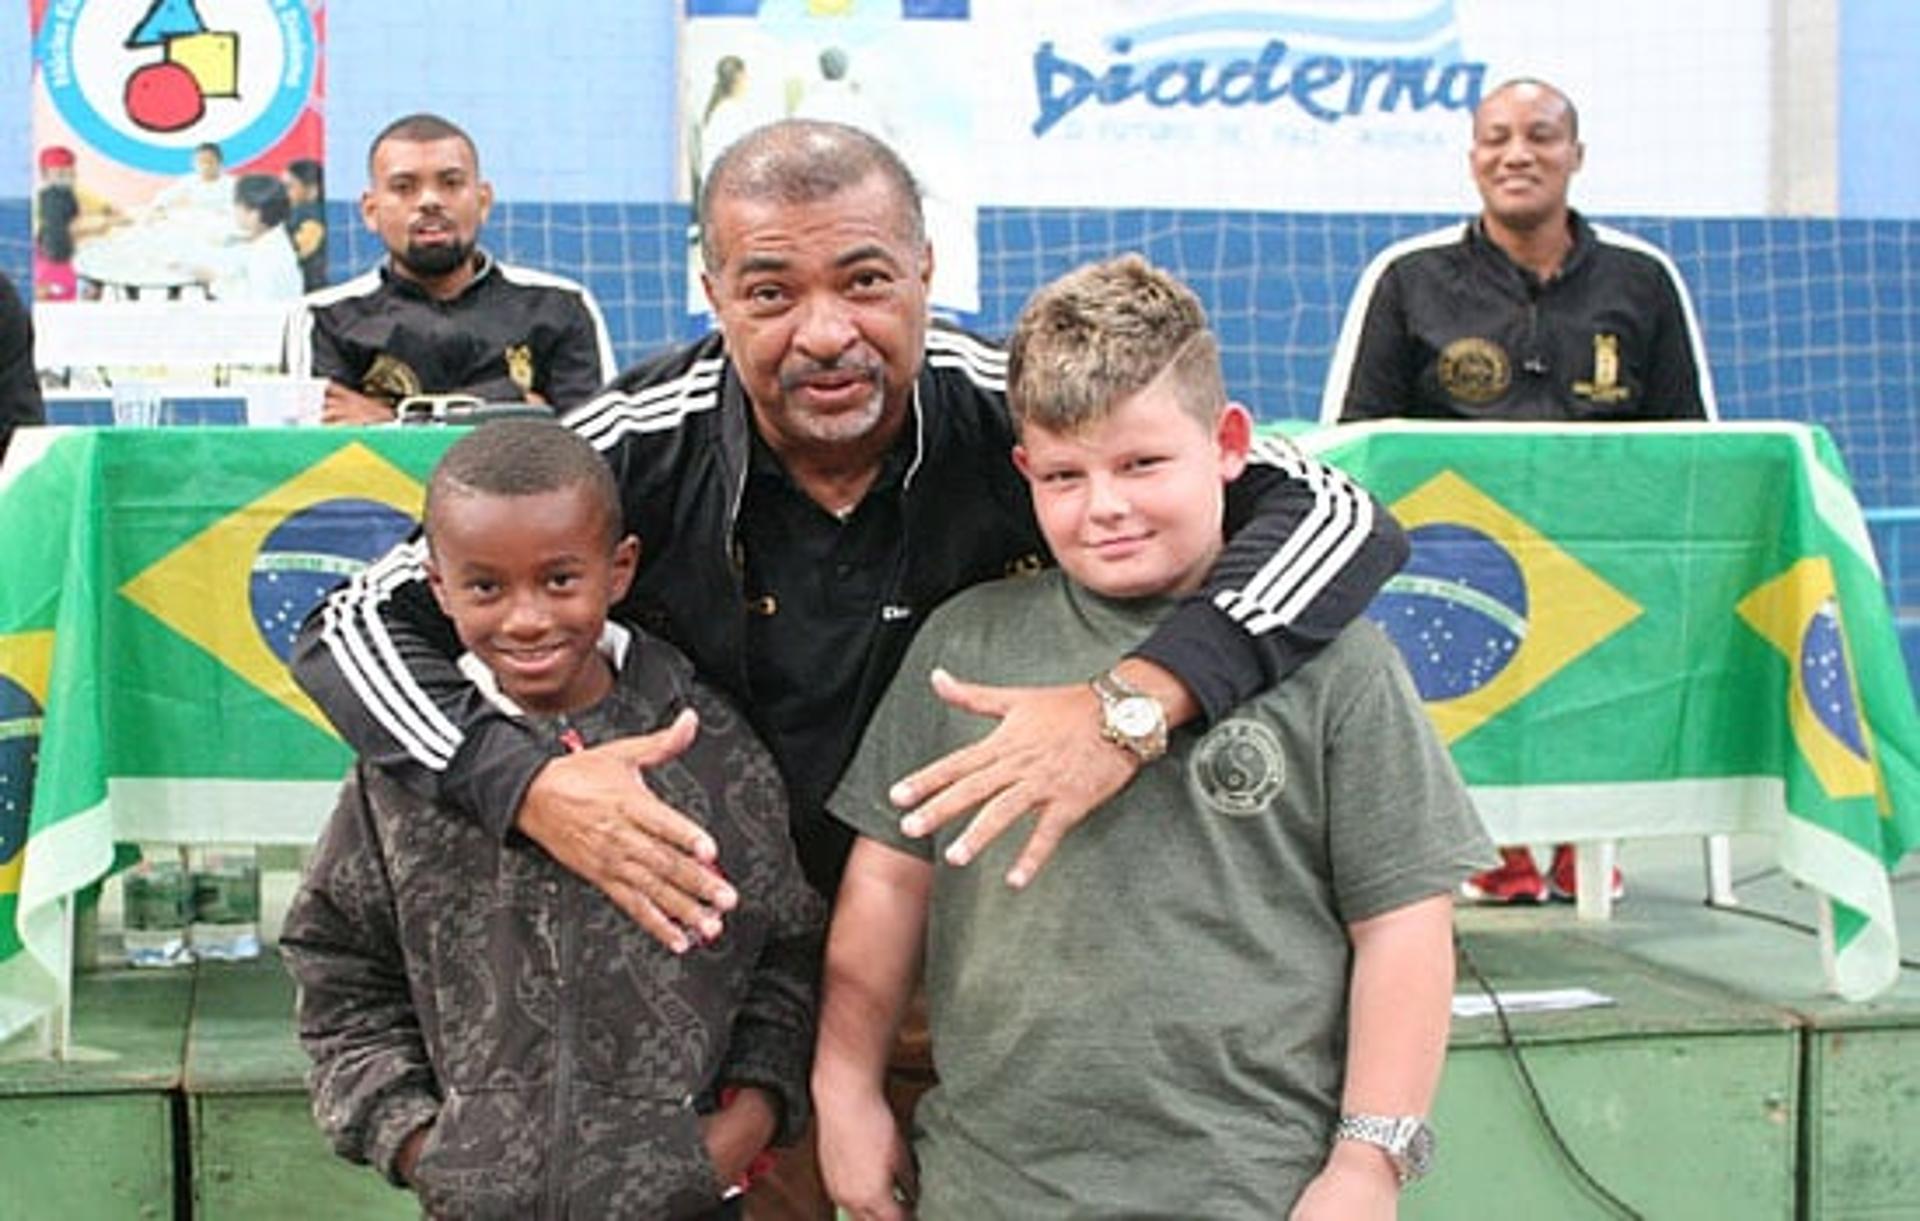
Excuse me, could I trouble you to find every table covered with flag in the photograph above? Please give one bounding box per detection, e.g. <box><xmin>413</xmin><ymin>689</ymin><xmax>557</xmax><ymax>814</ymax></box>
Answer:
<box><xmin>1</xmin><ymin>421</ymin><xmax>1917</xmax><ymax>1050</ymax></box>
<box><xmin>1304</xmin><ymin>420</ymin><xmax>1919</xmax><ymax>1000</ymax></box>
<box><xmin>0</xmin><ymin>427</ymin><xmax>457</xmax><ymax>1045</ymax></box>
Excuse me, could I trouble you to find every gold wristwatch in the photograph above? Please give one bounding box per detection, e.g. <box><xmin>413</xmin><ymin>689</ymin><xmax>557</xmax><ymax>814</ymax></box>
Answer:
<box><xmin>1090</xmin><ymin>669</ymin><xmax>1169</xmax><ymax>764</ymax></box>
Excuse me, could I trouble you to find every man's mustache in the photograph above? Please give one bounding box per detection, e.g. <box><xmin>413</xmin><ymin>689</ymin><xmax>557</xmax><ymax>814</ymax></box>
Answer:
<box><xmin>780</xmin><ymin>359</ymin><xmax>884</xmax><ymax>394</ymax></box>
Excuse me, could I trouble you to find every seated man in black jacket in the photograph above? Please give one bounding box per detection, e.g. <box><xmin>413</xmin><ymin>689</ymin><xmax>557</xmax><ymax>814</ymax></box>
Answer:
<box><xmin>0</xmin><ymin>272</ymin><xmax>43</xmax><ymax>462</ymax></box>
<box><xmin>287</xmin><ymin>113</ymin><xmax>614</xmax><ymax>423</ymax></box>
<box><xmin>1323</xmin><ymin>77</ymin><xmax>1717</xmax><ymax>903</ymax></box>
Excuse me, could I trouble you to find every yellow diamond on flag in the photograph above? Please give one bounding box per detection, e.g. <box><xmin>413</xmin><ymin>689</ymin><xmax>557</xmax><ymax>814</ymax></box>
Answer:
<box><xmin>0</xmin><ymin>630</ymin><xmax>55</xmax><ymax>896</ymax></box>
<box><xmin>119</xmin><ymin>444</ymin><xmax>424</xmax><ymax>736</ymax></box>
<box><xmin>1380</xmin><ymin>470</ymin><xmax>1642</xmax><ymax>744</ymax></box>
<box><xmin>1736</xmin><ymin>557</ymin><xmax>1884</xmax><ymax>805</ymax></box>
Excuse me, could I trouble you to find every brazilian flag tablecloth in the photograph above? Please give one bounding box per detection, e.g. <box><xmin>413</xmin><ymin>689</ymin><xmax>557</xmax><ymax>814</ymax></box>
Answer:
<box><xmin>1304</xmin><ymin>420</ymin><xmax>1917</xmax><ymax>1000</ymax></box>
<box><xmin>0</xmin><ymin>427</ymin><xmax>455</xmax><ymax>1040</ymax></box>
<box><xmin>1</xmin><ymin>421</ymin><xmax>1916</xmax><ymax>1043</ymax></box>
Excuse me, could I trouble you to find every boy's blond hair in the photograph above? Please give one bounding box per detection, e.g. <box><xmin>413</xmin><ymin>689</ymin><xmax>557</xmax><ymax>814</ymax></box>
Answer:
<box><xmin>1006</xmin><ymin>253</ymin><xmax>1226</xmax><ymax>435</ymax></box>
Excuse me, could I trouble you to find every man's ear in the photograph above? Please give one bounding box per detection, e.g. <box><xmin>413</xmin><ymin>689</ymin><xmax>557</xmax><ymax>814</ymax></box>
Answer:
<box><xmin>476</xmin><ymin>178</ymin><xmax>496</xmax><ymax>227</ymax></box>
<box><xmin>1011</xmin><ymin>443</ymin><xmax>1034</xmax><ymax>483</ymax></box>
<box><xmin>1570</xmin><ymin>140</ymin><xmax>1586</xmax><ymax>175</ymax></box>
<box><xmin>609</xmin><ymin>534</ymin><xmax>640</xmax><ymax>603</ymax></box>
<box><xmin>1216</xmin><ymin>402</ymin><xmax>1254</xmax><ymax>482</ymax></box>
<box><xmin>359</xmin><ymin>189</ymin><xmax>379</xmax><ymax>234</ymax></box>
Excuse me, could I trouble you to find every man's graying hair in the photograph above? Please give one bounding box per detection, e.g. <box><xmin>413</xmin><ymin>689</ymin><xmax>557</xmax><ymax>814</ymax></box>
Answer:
<box><xmin>1007</xmin><ymin>254</ymin><xmax>1226</xmax><ymax>436</ymax></box>
<box><xmin>425</xmin><ymin>419</ymin><xmax>623</xmax><ymax>550</ymax></box>
<box><xmin>698</xmin><ymin>120</ymin><xmax>925</xmax><ymax>273</ymax></box>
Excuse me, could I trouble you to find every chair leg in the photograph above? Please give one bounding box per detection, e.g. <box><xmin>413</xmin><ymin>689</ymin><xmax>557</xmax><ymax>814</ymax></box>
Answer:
<box><xmin>1704</xmin><ymin>834</ymin><xmax>1738</xmax><ymax>906</ymax></box>
<box><xmin>1574</xmin><ymin>841</ymin><xmax>1617</xmax><ymax>922</ymax></box>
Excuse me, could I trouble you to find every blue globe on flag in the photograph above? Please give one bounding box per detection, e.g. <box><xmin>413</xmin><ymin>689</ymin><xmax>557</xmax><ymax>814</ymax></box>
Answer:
<box><xmin>251</xmin><ymin>500</ymin><xmax>417</xmax><ymax>663</ymax></box>
<box><xmin>0</xmin><ymin>675</ymin><xmax>41</xmax><ymax>866</ymax></box>
<box><xmin>1801</xmin><ymin>599</ymin><xmax>1869</xmax><ymax>760</ymax></box>
<box><xmin>1370</xmin><ymin>522</ymin><xmax>1529</xmax><ymax>703</ymax></box>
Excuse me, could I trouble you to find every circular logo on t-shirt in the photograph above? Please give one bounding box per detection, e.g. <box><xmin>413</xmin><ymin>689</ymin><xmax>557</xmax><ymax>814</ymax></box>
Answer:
<box><xmin>1437</xmin><ymin>336</ymin><xmax>1511</xmax><ymax>405</ymax></box>
<box><xmin>1190</xmin><ymin>719</ymin><xmax>1286</xmax><ymax>817</ymax></box>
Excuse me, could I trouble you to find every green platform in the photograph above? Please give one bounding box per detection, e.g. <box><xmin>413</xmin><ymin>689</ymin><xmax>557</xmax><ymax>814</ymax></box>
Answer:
<box><xmin>0</xmin><ymin>970</ymin><xmax>189</xmax><ymax>1221</ymax></box>
<box><xmin>1414</xmin><ymin>920</ymin><xmax>1801</xmax><ymax>1220</ymax></box>
<box><xmin>183</xmin><ymin>961</ymin><xmax>415</xmax><ymax>1220</ymax></box>
<box><xmin>0</xmin><ymin>960</ymin><xmax>413</xmax><ymax>1221</ymax></box>
<box><xmin>0</xmin><ymin>836</ymin><xmax>1915</xmax><ymax>1220</ymax></box>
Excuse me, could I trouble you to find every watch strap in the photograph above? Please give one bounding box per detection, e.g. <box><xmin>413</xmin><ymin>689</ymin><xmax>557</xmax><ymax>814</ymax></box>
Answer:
<box><xmin>1334</xmin><ymin>1114</ymin><xmax>1433</xmax><ymax>1185</ymax></box>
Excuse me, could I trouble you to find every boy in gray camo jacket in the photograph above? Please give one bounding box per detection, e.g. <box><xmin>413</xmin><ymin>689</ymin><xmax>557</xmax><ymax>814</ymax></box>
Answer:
<box><xmin>282</xmin><ymin>419</ymin><xmax>823</xmax><ymax>1219</ymax></box>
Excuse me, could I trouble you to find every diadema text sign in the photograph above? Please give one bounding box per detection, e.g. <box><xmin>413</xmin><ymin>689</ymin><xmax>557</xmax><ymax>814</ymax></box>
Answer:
<box><xmin>974</xmin><ymin>0</ymin><xmax>1772</xmax><ymax>216</ymax></box>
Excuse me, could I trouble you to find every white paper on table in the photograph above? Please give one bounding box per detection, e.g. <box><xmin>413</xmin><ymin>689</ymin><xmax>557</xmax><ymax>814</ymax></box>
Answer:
<box><xmin>1451</xmin><ymin>987</ymin><xmax>1617</xmax><ymax>1019</ymax></box>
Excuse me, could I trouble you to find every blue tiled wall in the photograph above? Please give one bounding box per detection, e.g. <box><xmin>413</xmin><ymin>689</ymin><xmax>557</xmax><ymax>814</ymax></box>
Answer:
<box><xmin>12</xmin><ymin>200</ymin><xmax>1915</xmax><ymax>518</ymax></box>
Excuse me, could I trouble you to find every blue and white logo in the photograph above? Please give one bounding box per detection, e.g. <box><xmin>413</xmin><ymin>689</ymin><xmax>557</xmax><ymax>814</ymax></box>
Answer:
<box><xmin>1032</xmin><ymin>2</ymin><xmax>1485</xmax><ymax>136</ymax></box>
<box><xmin>37</xmin><ymin>0</ymin><xmax>317</xmax><ymax>174</ymax></box>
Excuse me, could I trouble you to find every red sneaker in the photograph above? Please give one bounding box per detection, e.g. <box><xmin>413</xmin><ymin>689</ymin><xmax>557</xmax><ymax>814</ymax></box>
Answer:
<box><xmin>1460</xmin><ymin>847</ymin><xmax>1548</xmax><ymax>905</ymax></box>
<box><xmin>1547</xmin><ymin>844</ymin><xmax>1625</xmax><ymax>903</ymax></box>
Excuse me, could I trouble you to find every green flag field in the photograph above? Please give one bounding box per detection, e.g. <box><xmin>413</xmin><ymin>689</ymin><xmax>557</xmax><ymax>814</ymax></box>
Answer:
<box><xmin>1302</xmin><ymin>420</ymin><xmax>1919</xmax><ymax>999</ymax></box>
<box><xmin>0</xmin><ymin>427</ymin><xmax>455</xmax><ymax>1041</ymax></box>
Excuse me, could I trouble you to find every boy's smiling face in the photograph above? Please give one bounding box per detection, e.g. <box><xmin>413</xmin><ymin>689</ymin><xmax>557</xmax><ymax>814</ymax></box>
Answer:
<box><xmin>425</xmin><ymin>484</ymin><xmax>637</xmax><ymax>715</ymax></box>
<box><xmin>1014</xmin><ymin>387</ymin><xmax>1251</xmax><ymax>600</ymax></box>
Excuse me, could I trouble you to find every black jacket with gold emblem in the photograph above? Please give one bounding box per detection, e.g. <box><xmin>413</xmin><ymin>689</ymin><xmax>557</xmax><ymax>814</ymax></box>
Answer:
<box><xmin>287</xmin><ymin>250</ymin><xmax>614</xmax><ymax>408</ymax></box>
<box><xmin>1325</xmin><ymin>210</ymin><xmax>1713</xmax><ymax>423</ymax></box>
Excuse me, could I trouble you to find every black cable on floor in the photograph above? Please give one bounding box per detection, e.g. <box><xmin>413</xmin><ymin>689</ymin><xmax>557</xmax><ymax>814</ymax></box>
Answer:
<box><xmin>1456</xmin><ymin>937</ymin><xmax>1647</xmax><ymax>1220</ymax></box>
<box><xmin>1702</xmin><ymin>898</ymin><xmax>1920</xmax><ymax>971</ymax></box>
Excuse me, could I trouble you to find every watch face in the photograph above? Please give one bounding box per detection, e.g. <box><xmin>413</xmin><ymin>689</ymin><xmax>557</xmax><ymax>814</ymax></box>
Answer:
<box><xmin>1111</xmin><ymin>695</ymin><xmax>1161</xmax><ymax>738</ymax></box>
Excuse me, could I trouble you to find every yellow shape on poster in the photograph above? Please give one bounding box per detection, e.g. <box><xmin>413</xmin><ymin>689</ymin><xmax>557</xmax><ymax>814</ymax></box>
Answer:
<box><xmin>167</xmin><ymin>31</ymin><xmax>240</xmax><ymax>98</ymax></box>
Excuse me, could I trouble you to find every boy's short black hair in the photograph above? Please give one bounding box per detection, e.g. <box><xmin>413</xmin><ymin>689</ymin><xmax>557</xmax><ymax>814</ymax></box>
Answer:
<box><xmin>425</xmin><ymin>420</ymin><xmax>623</xmax><ymax>550</ymax></box>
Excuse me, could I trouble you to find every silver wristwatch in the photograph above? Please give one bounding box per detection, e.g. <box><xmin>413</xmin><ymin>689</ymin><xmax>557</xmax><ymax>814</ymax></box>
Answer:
<box><xmin>1334</xmin><ymin>1114</ymin><xmax>1435</xmax><ymax>1185</ymax></box>
<box><xmin>1089</xmin><ymin>669</ymin><xmax>1169</xmax><ymax>764</ymax></box>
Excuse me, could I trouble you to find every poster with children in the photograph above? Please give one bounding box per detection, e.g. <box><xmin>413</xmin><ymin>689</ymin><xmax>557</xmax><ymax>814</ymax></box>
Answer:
<box><xmin>30</xmin><ymin>0</ymin><xmax>326</xmax><ymax>304</ymax></box>
<box><xmin>681</xmin><ymin>0</ymin><xmax>980</xmax><ymax>315</ymax></box>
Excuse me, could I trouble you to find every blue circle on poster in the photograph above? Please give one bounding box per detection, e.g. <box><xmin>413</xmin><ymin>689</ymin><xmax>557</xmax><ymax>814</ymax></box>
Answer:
<box><xmin>1369</xmin><ymin>523</ymin><xmax>1529</xmax><ymax>702</ymax></box>
<box><xmin>36</xmin><ymin>0</ymin><xmax>316</xmax><ymax>174</ymax></box>
<box><xmin>0</xmin><ymin>676</ymin><xmax>42</xmax><ymax>866</ymax></box>
<box><xmin>251</xmin><ymin>500</ymin><xmax>418</xmax><ymax>664</ymax></box>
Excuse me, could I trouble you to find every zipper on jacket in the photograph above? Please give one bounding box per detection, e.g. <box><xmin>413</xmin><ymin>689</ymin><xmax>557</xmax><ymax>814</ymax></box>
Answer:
<box><xmin>543</xmin><ymin>718</ymin><xmax>587</xmax><ymax>1218</ymax></box>
<box><xmin>1524</xmin><ymin>292</ymin><xmax>1544</xmax><ymax>379</ymax></box>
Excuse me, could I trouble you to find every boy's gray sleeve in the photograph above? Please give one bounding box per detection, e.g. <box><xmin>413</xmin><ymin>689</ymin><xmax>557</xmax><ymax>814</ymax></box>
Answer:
<box><xmin>825</xmin><ymin>621</ymin><xmax>953</xmax><ymax>860</ymax></box>
<box><xmin>1324</xmin><ymin>635</ymin><xmax>1497</xmax><ymax>923</ymax></box>
<box><xmin>279</xmin><ymin>767</ymin><xmax>441</xmax><ymax>1186</ymax></box>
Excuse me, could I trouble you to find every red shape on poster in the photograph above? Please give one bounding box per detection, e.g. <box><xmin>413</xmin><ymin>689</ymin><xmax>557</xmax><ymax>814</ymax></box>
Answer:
<box><xmin>124</xmin><ymin>61</ymin><xmax>206</xmax><ymax>132</ymax></box>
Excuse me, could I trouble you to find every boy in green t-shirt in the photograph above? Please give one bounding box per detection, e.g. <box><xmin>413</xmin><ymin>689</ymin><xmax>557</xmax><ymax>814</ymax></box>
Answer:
<box><xmin>813</xmin><ymin>255</ymin><xmax>1494</xmax><ymax>1219</ymax></box>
